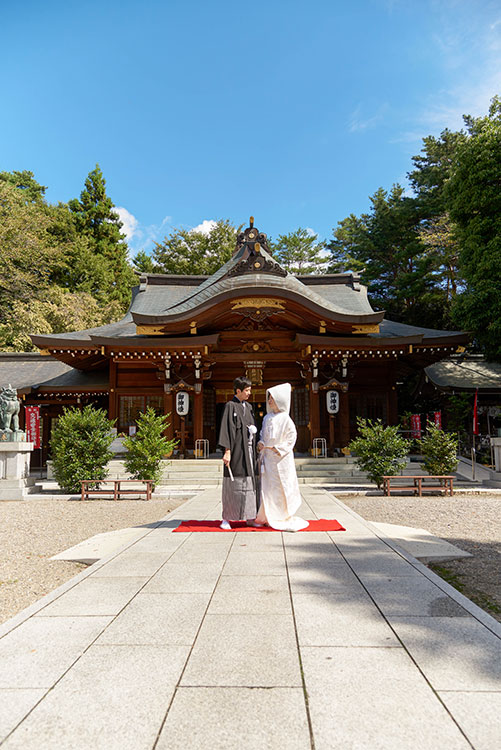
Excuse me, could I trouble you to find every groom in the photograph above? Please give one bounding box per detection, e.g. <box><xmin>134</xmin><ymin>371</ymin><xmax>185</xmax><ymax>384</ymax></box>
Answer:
<box><xmin>217</xmin><ymin>376</ymin><xmax>259</xmax><ymax>530</ymax></box>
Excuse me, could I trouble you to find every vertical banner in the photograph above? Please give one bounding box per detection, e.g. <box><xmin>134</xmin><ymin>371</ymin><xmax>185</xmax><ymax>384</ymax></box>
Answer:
<box><xmin>25</xmin><ymin>405</ymin><xmax>41</xmax><ymax>448</ymax></box>
<box><xmin>433</xmin><ymin>411</ymin><xmax>442</xmax><ymax>429</ymax></box>
<box><xmin>410</xmin><ymin>414</ymin><xmax>422</xmax><ymax>439</ymax></box>
<box><xmin>473</xmin><ymin>389</ymin><xmax>479</xmax><ymax>435</ymax></box>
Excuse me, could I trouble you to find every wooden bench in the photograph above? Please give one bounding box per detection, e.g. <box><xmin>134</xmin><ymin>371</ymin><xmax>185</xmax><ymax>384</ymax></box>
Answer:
<box><xmin>382</xmin><ymin>475</ymin><xmax>454</xmax><ymax>497</ymax></box>
<box><xmin>80</xmin><ymin>479</ymin><xmax>153</xmax><ymax>501</ymax></box>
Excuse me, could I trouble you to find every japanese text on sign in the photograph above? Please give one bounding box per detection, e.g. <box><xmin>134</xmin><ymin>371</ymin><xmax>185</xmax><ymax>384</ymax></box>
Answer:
<box><xmin>25</xmin><ymin>405</ymin><xmax>41</xmax><ymax>448</ymax></box>
<box><xmin>326</xmin><ymin>390</ymin><xmax>339</xmax><ymax>415</ymax></box>
<box><xmin>176</xmin><ymin>391</ymin><xmax>189</xmax><ymax>416</ymax></box>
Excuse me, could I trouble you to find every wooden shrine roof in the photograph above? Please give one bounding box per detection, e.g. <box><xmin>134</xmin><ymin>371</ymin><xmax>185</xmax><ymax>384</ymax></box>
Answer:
<box><xmin>425</xmin><ymin>356</ymin><xmax>501</xmax><ymax>392</ymax></box>
<box><xmin>29</xmin><ymin>219</ymin><xmax>469</xmax><ymax>361</ymax></box>
<box><xmin>0</xmin><ymin>353</ymin><xmax>108</xmax><ymax>394</ymax></box>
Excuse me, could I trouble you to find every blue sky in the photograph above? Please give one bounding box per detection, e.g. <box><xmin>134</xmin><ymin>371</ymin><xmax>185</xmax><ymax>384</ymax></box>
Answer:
<box><xmin>1</xmin><ymin>0</ymin><xmax>500</xmax><ymax>255</ymax></box>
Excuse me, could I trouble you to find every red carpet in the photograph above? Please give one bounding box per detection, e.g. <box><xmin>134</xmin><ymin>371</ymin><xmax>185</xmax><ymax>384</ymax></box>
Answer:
<box><xmin>173</xmin><ymin>519</ymin><xmax>345</xmax><ymax>533</ymax></box>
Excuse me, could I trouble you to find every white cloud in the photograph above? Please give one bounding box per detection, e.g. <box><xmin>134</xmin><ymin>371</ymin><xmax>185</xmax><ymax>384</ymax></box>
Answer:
<box><xmin>115</xmin><ymin>207</ymin><xmax>138</xmax><ymax>242</ymax></box>
<box><xmin>191</xmin><ymin>219</ymin><xmax>217</xmax><ymax>235</ymax></box>
<box><xmin>124</xmin><ymin>214</ymin><xmax>172</xmax><ymax>254</ymax></box>
<box><xmin>397</xmin><ymin>9</ymin><xmax>501</xmax><ymax>142</ymax></box>
<box><xmin>349</xmin><ymin>103</ymin><xmax>387</xmax><ymax>133</ymax></box>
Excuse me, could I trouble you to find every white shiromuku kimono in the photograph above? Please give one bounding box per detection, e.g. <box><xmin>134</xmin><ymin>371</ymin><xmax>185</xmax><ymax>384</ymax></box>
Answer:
<box><xmin>255</xmin><ymin>383</ymin><xmax>308</xmax><ymax>532</ymax></box>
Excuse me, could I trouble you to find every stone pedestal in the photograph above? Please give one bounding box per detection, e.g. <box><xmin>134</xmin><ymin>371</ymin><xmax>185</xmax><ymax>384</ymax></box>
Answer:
<box><xmin>0</xmin><ymin>442</ymin><xmax>35</xmax><ymax>500</ymax></box>
<box><xmin>491</xmin><ymin>438</ymin><xmax>501</xmax><ymax>472</ymax></box>
<box><xmin>482</xmin><ymin>438</ymin><xmax>501</xmax><ymax>488</ymax></box>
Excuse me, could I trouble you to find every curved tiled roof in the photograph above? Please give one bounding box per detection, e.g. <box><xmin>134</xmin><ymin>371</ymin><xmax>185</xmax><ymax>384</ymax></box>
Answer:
<box><xmin>376</xmin><ymin>319</ymin><xmax>466</xmax><ymax>340</ymax></box>
<box><xmin>0</xmin><ymin>353</ymin><xmax>108</xmax><ymax>390</ymax></box>
<box><xmin>131</xmin><ymin>244</ymin><xmax>380</xmax><ymax>324</ymax></box>
<box><xmin>425</xmin><ymin>357</ymin><xmax>501</xmax><ymax>391</ymax></box>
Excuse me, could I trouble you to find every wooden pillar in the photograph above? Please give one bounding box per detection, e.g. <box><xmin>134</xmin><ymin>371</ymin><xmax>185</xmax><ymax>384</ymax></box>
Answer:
<box><xmin>193</xmin><ymin>385</ymin><xmax>204</xmax><ymax>447</ymax></box>
<box><xmin>329</xmin><ymin>415</ymin><xmax>335</xmax><ymax>454</ymax></box>
<box><xmin>308</xmin><ymin>382</ymin><xmax>321</xmax><ymax>450</ymax></box>
<box><xmin>108</xmin><ymin>360</ymin><xmax>117</xmax><ymax>422</ymax></box>
<box><xmin>163</xmin><ymin>388</ymin><xmax>174</xmax><ymax>442</ymax></box>
<box><xmin>42</xmin><ymin>408</ymin><xmax>51</xmax><ymax>467</ymax></box>
<box><xmin>388</xmin><ymin>385</ymin><xmax>398</xmax><ymax>425</ymax></box>
<box><xmin>339</xmin><ymin>391</ymin><xmax>350</xmax><ymax>448</ymax></box>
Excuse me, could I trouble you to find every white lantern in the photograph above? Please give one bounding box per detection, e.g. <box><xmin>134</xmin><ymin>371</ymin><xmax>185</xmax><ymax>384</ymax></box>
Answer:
<box><xmin>176</xmin><ymin>391</ymin><xmax>189</xmax><ymax>416</ymax></box>
<box><xmin>326</xmin><ymin>390</ymin><xmax>339</xmax><ymax>415</ymax></box>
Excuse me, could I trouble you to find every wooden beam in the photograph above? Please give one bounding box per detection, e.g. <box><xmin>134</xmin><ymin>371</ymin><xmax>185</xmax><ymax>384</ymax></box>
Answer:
<box><xmin>193</xmin><ymin>387</ymin><xmax>204</xmax><ymax>446</ymax></box>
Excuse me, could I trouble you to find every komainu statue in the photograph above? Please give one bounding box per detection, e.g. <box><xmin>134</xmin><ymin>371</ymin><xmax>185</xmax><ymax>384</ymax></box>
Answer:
<box><xmin>0</xmin><ymin>385</ymin><xmax>20</xmax><ymax>432</ymax></box>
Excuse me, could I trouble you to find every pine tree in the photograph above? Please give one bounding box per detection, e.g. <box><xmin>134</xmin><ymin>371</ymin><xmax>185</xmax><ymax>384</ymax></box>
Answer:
<box><xmin>0</xmin><ymin>170</ymin><xmax>47</xmax><ymax>203</ymax></box>
<box><xmin>447</xmin><ymin>97</ymin><xmax>501</xmax><ymax>360</ymax></box>
<box><xmin>271</xmin><ymin>227</ymin><xmax>328</xmax><ymax>274</ymax></box>
<box><xmin>69</xmin><ymin>165</ymin><xmax>136</xmax><ymax>309</ymax></box>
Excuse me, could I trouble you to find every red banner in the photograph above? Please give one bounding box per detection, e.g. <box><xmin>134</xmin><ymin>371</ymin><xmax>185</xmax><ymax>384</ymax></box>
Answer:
<box><xmin>25</xmin><ymin>406</ymin><xmax>40</xmax><ymax>449</ymax></box>
<box><xmin>473</xmin><ymin>389</ymin><xmax>479</xmax><ymax>435</ymax></box>
<box><xmin>433</xmin><ymin>411</ymin><xmax>442</xmax><ymax>429</ymax></box>
<box><xmin>410</xmin><ymin>414</ymin><xmax>422</xmax><ymax>439</ymax></box>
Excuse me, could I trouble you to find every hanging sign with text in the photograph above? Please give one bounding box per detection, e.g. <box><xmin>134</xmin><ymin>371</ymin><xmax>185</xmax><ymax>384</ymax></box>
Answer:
<box><xmin>433</xmin><ymin>411</ymin><xmax>442</xmax><ymax>429</ymax></box>
<box><xmin>326</xmin><ymin>390</ymin><xmax>340</xmax><ymax>415</ymax></box>
<box><xmin>25</xmin><ymin>405</ymin><xmax>41</xmax><ymax>448</ymax></box>
<box><xmin>176</xmin><ymin>391</ymin><xmax>190</xmax><ymax>416</ymax></box>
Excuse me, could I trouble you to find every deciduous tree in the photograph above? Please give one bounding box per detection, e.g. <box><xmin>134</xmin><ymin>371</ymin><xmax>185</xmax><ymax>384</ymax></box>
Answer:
<box><xmin>0</xmin><ymin>287</ymin><xmax>122</xmax><ymax>351</ymax></box>
<box><xmin>151</xmin><ymin>219</ymin><xmax>239</xmax><ymax>275</ymax></box>
<box><xmin>0</xmin><ymin>181</ymin><xmax>58</xmax><ymax>317</ymax></box>
<box><xmin>271</xmin><ymin>227</ymin><xmax>328</xmax><ymax>274</ymax></box>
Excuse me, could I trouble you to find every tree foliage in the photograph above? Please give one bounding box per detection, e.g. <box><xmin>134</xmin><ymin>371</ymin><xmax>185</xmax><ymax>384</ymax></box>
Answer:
<box><xmin>0</xmin><ymin>170</ymin><xmax>47</xmax><ymax>203</ymax></box>
<box><xmin>349</xmin><ymin>418</ymin><xmax>409</xmax><ymax>489</ymax></box>
<box><xmin>68</xmin><ymin>165</ymin><xmax>136</xmax><ymax>309</ymax></box>
<box><xmin>445</xmin><ymin>392</ymin><xmax>471</xmax><ymax>434</ymax></box>
<box><xmin>0</xmin><ymin>181</ymin><xmax>59</xmax><ymax>318</ymax></box>
<box><xmin>149</xmin><ymin>219</ymin><xmax>239</xmax><ymax>275</ymax></box>
<box><xmin>407</xmin><ymin>129</ymin><xmax>466</xmax><ymax>217</ymax></box>
<box><xmin>271</xmin><ymin>227</ymin><xmax>328</xmax><ymax>274</ymax></box>
<box><xmin>328</xmin><ymin>97</ymin><xmax>501</xmax><ymax>343</ymax></box>
<box><xmin>419</xmin><ymin>422</ymin><xmax>458</xmax><ymax>477</ymax></box>
<box><xmin>123</xmin><ymin>407</ymin><xmax>177</xmax><ymax>486</ymax></box>
<box><xmin>446</xmin><ymin>98</ymin><xmax>501</xmax><ymax>360</ymax></box>
<box><xmin>0</xmin><ymin>287</ymin><xmax>121</xmax><ymax>351</ymax></box>
<box><xmin>51</xmin><ymin>405</ymin><xmax>115</xmax><ymax>493</ymax></box>
<box><xmin>0</xmin><ymin>166</ymin><xmax>136</xmax><ymax>352</ymax></box>
<box><xmin>328</xmin><ymin>185</ymin><xmax>447</xmax><ymax>326</ymax></box>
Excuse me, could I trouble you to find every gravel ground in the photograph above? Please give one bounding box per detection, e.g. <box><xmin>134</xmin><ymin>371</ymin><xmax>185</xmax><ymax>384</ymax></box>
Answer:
<box><xmin>1</xmin><ymin>492</ymin><xmax>500</xmax><ymax>626</ymax></box>
<box><xmin>0</xmin><ymin>496</ymin><xmax>186</xmax><ymax>625</ymax></box>
<box><xmin>340</xmin><ymin>492</ymin><xmax>501</xmax><ymax>623</ymax></box>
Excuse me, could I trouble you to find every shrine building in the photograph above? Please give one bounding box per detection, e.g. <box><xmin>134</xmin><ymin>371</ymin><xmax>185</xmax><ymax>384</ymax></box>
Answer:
<box><xmin>25</xmin><ymin>219</ymin><xmax>468</xmax><ymax>460</ymax></box>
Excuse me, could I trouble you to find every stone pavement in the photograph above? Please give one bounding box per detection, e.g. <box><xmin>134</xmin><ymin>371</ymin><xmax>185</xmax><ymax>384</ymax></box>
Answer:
<box><xmin>1</xmin><ymin>488</ymin><xmax>500</xmax><ymax>750</ymax></box>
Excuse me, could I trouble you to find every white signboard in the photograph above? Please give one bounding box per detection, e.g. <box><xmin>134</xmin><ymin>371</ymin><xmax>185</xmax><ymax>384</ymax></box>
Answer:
<box><xmin>176</xmin><ymin>391</ymin><xmax>189</xmax><ymax>416</ymax></box>
<box><xmin>326</xmin><ymin>390</ymin><xmax>339</xmax><ymax>415</ymax></box>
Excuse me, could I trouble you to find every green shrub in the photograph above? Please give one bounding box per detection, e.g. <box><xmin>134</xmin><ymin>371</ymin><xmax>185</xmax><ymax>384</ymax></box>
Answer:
<box><xmin>349</xmin><ymin>418</ymin><xmax>409</xmax><ymax>489</ymax></box>
<box><xmin>419</xmin><ymin>422</ymin><xmax>458</xmax><ymax>476</ymax></box>
<box><xmin>122</xmin><ymin>407</ymin><xmax>177</xmax><ymax>487</ymax></box>
<box><xmin>51</xmin><ymin>405</ymin><xmax>115</xmax><ymax>492</ymax></box>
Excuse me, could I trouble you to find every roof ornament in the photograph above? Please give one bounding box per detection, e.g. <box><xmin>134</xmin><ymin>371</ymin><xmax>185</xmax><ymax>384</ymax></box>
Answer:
<box><xmin>228</xmin><ymin>218</ymin><xmax>287</xmax><ymax>278</ymax></box>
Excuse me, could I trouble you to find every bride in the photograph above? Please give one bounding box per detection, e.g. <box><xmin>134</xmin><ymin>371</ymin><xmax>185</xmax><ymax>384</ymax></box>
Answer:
<box><xmin>254</xmin><ymin>383</ymin><xmax>309</xmax><ymax>532</ymax></box>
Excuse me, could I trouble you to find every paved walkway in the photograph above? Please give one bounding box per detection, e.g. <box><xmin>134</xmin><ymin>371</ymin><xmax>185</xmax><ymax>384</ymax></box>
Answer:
<box><xmin>1</xmin><ymin>488</ymin><xmax>500</xmax><ymax>749</ymax></box>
